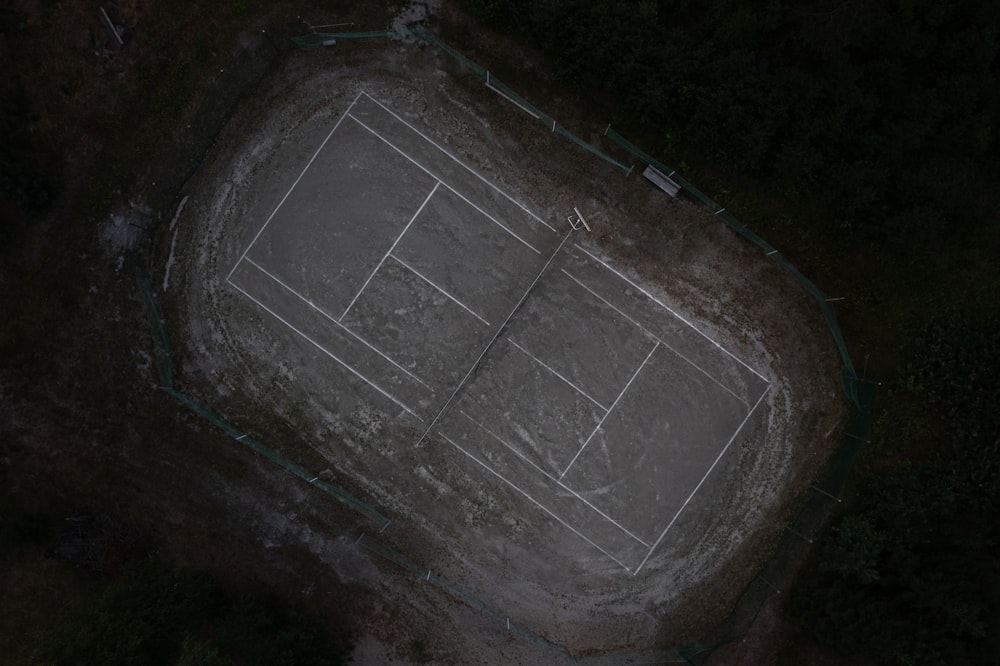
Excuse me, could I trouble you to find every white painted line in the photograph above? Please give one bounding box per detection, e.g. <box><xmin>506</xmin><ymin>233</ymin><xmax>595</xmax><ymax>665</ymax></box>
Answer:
<box><xmin>632</xmin><ymin>384</ymin><xmax>772</xmax><ymax>575</ymax></box>
<box><xmin>226</xmin><ymin>278</ymin><xmax>421</xmax><ymax>419</ymax></box>
<box><xmin>414</xmin><ymin>229</ymin><xmax>576</xmax><ymax>449</ymax></box>
<box><xmin>340</xmin><ymin>181</ymin><xmax>441</xmax><ymax>321</ymax></box>
<box><xmin>243</xmin><ymin>257</ymin><xmax>432</xmax><ymax>389</ymax></box>
<box><xmin>227</xmin><ymin>91</ymin><xmax>365</xmax><ymax>283</ymax></box>
<box><xmin>388</xmin><ymin>254</ymin><xmax>490</xmax><ymax>326</ymax></box>
<box><xmin>556</xmin><ymin>481</ymin><xmax>652</xmax><ymax>547</ymax></box>
<box><xmin>357</xmin><ymin>91</ymin><xmax>557</xmax><ymax>233</ymax></box>
<box><xmin>561</xmin><ymin>269</ymin><xmax>750</xmax><ymax>408</ymax></box>
<box><xmin>458</xmin><ymin>411</ymin><xmax>649</xmax><ymax>547</ymax></box>
<box><xmin>574</xmin><ymin>244</ymin><xmax>769</xmax><ymax>382</ymax></box>
<box><xmin>437</xmin><ymin>431</ymin><xmax>632</xmax><ymax>572</ymax></box>
<box><xmin>506</xmin><ymin>338</ymin><xmax>608</xmax><ymax>411</ymax></box>
<box><xmin>347</xmin><ymin>113</ymin><xmax>544</xmax><ymax>256</ymax></box>
<box><xmin>560</xmin><ymin>342</ymin><xmax>659</xmax><ymax>480</ymax></box>
<box><xmin>459</xmin><ymin>410</ymin><xmax>556</xmax><ymax>480</ymax></box>
<box><xmin>485</xmin><ymin>80</ymin><xmax>541</xmax><ymax>120</ymax></box>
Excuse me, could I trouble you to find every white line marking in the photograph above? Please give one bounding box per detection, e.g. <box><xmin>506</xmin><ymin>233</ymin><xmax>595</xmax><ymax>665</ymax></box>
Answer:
<box><xmin>561</xmin><ymin>269</ymin><xmax>749</xmax><ymax>408</ymax></box>
<box><xmin>226</xmin><ymin>278</ymin><xmax>421</xmax><ymax>419</ymax></box>
<box><xmin>414</xmin><ymin>229</ymin><xmax>576</xmax><ymax>448</ymax></box>
<box><xmin>459</xmin><ymin>410</ymin><xmax>556</xmax><ymax>479</ymax></box>
<box><xmin>347</xmin><ymin>113</ymin><xmax>543</xmax><ymax>256</ymax></box>
<box><xmin>632</xmin><ymin>384</ymin><xmax>772</xmax><ymax>575</ymax></box>
<box><xmin>506</xmin><ymin>338</ymin><xmax>608</xmax><ymax>411</ymax></box>
<box><xmin>560</xmin><ymin>342</ymin><xmax>659</xmax><ymax>480</ymax></box>
<box><xmin>340</xmin><ymin>181</ymin><xmax>441</xmax><ymax>321</ymax></box>
<box><xmin>227</xmin><ymin>91</ymin><xmax>365</xmax><ymax>283</ymax></box>
<box><xmin>388</xmin><ymin>254</ymin><xmax>490</xmax><ymax>326</ymax></box>
<box><xmin>555</xmin><ymin>481</ymin><xmax>651</xmax><ymax>547</ymax></box>
<box><xmin>242</xmin><ymin>257</ymin><xmax>431</xmax><ymax>389</ymax></box>
<box><xmin>574</xmin><ymin>244</ymin><xmax>768</xmax><ymax>382</ymax></box>
<box><xmin>356</xmin><ymin>91</ymin><xmax>557</xmax><ymax>233</ymax></box>
<box><xmin>437</xmin><ymin>431</ymin><xmax>632</xmax><ymax>572</ymax></box>
<box><xmin>458</xmin><ymin>411</ymin><xmax>651</xmax><ymax>547</ymax></box>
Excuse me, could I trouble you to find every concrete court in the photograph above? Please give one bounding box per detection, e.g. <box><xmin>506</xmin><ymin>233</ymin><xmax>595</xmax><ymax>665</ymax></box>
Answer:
<box><xmin>226</xmin><ymin>90</ymin><xmax>770</xmax><ymax>574</ymax></box>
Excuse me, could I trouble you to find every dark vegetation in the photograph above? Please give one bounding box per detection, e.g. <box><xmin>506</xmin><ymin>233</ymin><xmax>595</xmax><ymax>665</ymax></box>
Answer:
<box><xmin>2</xmin><ymin>513</ymin><xmax>351</xmax><ymax>666</ymax></box>
<box><xmin>3</xmin><ymin>1</ymin><xmax>378</xmax><ymax>663</ymax></box>
<box><xmin>462</xmin><ymin>1</ymin><xmax>999</xmax><ymax>663</ymax></box>
<box><xmin>0</xmin><ymin>85</ymin><xmax>60</xmax><ymax>223</ymax></box>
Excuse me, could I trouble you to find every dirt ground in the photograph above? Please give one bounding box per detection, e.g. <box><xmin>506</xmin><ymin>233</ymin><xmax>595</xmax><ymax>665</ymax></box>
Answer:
<box><xmin>1</xmin><ymin>1</ymin><xmax>848</xmax><ymax>663</ymax></box>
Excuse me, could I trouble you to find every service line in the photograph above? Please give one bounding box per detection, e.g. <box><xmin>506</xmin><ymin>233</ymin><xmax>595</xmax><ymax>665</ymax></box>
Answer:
<box><xmin>340</xmin><ymin>181</ymin><xmax>441</xmax><ymax>321</ymax></box>
<box><xmin>561</xmin><ymin>268</ymin><xmax>750</xmax><ymax>409</ymax></box>
<box><xmin>559</xmin><ymin>341</ymin><xmax>659</xmax><ymax>481</ymax></box>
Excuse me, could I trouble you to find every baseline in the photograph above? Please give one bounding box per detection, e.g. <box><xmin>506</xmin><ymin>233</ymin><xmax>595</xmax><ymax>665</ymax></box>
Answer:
<box><xmin>356</xmin><ymin>91</ymin><xmax>556</xmax><ymax>233</ymax></box>
<box><xmin>632</xmin><ymin>384</ymin><xmax>772</xmax><ymax>575</ymax></box>
<box><xmin>340</xmin><ymin>181</ymin><xmax>441</xmax><ymax>321</ymax></box>
<box><xmin>226</xmin><ymin>91</ymin><xmax>366</xmax><ymax>283</ymax></box>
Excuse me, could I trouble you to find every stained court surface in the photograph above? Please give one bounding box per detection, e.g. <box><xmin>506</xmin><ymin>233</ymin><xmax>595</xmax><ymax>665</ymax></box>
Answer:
<box><xmin>226</xmin><ymin>91</ymin><xmax>770</xmax><ymax>573</ymax></box>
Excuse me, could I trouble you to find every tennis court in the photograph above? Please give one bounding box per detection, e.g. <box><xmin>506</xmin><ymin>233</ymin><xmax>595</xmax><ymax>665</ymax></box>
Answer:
<box><xmin>225</xmin><ymin>91</ymin><xmax>770</xmax><ymax>573</ymax></box>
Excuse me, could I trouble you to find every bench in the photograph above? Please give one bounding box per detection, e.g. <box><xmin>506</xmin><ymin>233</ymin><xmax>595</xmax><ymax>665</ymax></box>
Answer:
<box><xmin>642</xmin><ymin>165</ymin><xmax>681</xmax><ymax>198</ymax></box>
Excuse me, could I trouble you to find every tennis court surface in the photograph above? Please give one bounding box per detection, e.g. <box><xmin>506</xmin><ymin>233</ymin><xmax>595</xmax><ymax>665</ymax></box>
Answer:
<box><xmin>226</xmin><ymin>91</ymin><xmax>770</xmax><ymax>573</ymax></box>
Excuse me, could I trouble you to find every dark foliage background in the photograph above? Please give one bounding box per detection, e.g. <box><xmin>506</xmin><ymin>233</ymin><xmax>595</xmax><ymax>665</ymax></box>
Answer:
<box><xmin>469</xmin><ymin>0</ymin><xmax>999</xmax><ymax>241</ymax></box>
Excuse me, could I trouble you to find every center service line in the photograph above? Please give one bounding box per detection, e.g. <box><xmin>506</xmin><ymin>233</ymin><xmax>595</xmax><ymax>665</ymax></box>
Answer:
<box><xmin>242</xmin><ymin>257</ymin><xmax>432</xmax><ymax>389</ymax></box>
<box><xmin>340</xmin><ymin>181</ymin><xmax>441</xmax><ymax>321</ymax></box>
<box><xmin>414</xmin><ymin>227</ymin><xmax>576</xmax><ymax>449</ymax></box>
<box><xmin>559</xmin><ymin>341</ymin><xmax>659</xmax><ymax>481</ymax></box>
